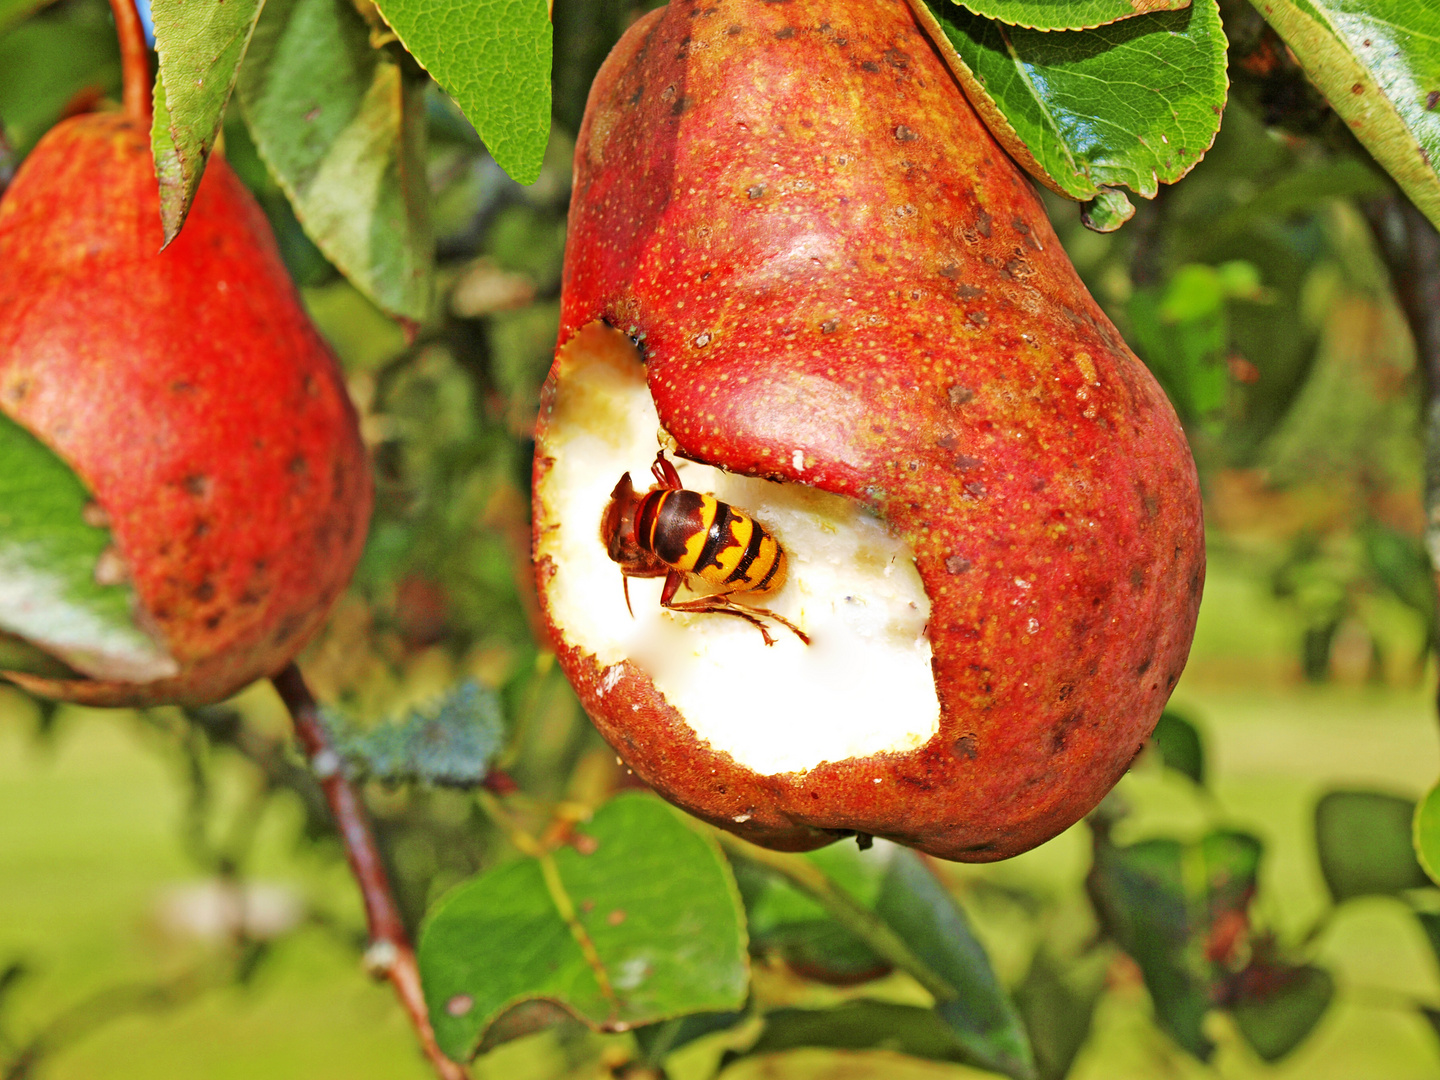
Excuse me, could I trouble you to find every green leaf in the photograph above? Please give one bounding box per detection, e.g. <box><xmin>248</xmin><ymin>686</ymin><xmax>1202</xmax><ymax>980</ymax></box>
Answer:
<box><xmin>150</xmin><ymin>74</ymin><xmax>182</xmax><ymax>227</ymax></box>
<box><xmin>149</xmin><ymin>0</ymin><xmax>267</xmax><ymax>243</ymax></box>
<box><xmin>878</xmin><ymin>849</ymin><xmax>1033</xmax><ymax>1079</ymax></box>
<box><xmin>370</xmin><ymin>0</ymin><xmax>550</xmax><ymax>185</ymax></box>
<box><xmin>752</xmin><ymin>920</ymin><xmax>892</xmax><ymax>985</ymax></box>
<box><xmin>728</xmin><ymin>840</ymin><xmax>1034</xmax><ymax>1080</ymax></box>
<box><xmin>0</xmin><ymin>412</ymin><xmax>176</xmax><ymax>683</ymax></box>
<box><xmin>221</xmin><ymin>112</ymin><xmax>337</xmax><ymax>287</ymax></box>
<box><xmin>1413</xmin><ymin>909</ymin><xmax>1440</xmax><ymax>971</ymax></box>
<box><xmin>323</xmin><ymin>680</ymin><xmax>503</xmax><ymax>787</ymax></box>
<box><xmin>1160</xmin><ymin>264</ymin><xmax>1229</xmax><ymax>322</ymax></box>
<box><xmin>1089</xmin><ymin>829</ymin><xmax>1263</xmax><ymax>1061</ymax></box>
<box><xmin>1217</xmin><ymin>157</ymin><xmax>1391</xmax><ymax>228</ymax></box>
<box><xmin>1151</xmin><ymin>709</ymin><xmax>1205</xmax><ymax>785</ymax></box>
<box><xmin>738</xmin><ymin>1001</ymin><xmax>1003</xmax><ymax>1067</ymax></box>
<box><xmin>1215</xmin><ymin>260</ymin><xmax>1265</xmax><ymax>299</ymax></box>
<box><xmin>1196</xmin><ymin>156</ymin><xmax>1392</xmax><ymax>260</ymax></box>
<box><xmin>953</xmin><ymin>0</ymin><xmax>1191</xmax><ymax>32</ymax></box>
<box><xmin>1250</xmin><ymin>0</ymin><xmax>1440</xmax><ymax>233</ymax></box>
<box><xmin>237</xmin><ymin>0</ymin><xmax>433</xmax><ymax>319</ymax></box>
<box><xmin>1315</xmin><ymin>789</ymin><xmax>1430</xmax><ymax>901</ymax></box>
<box><xmin>303</xmin><ymin>280</ymin><xmax>409</xmax><ymax>371</ymax></box>
<box><xmin>1202</xmin><ymin>830</ymin><xmax>1263</xmax><ymax>915</ymax></box>
<box><xmin>0</xmin><ymin>13</ymin><xmax>120</xmax><ymax>157</ymax></box>
<box><xmin>1413</xmin><ymin>782</ymin><xmax>1440</xmax><ymax>886</ymax></box>
<box><xmin>735</xmin><ymin>841</ymin><xmax>891</xmax><ymax>985</ymax></box>
<box><xmin>1229</xmin><ymin>961</ymin><xmax>1334</xmax><ymax>1062</ymax></box>
<box><xmin>633</xmin><ymin>1010</ymin><xmax>746</xmax><ymax>1066</ymax></box>
<box><xmin>1127</xmin><ymin>283</ymin><xmax>1230</xmax><ymax>423</ymax></box>
<box><xmin>1089</xmin><ymin>837</ymin><xmax>1208</xmax><ymax>1057</ymax></box>
<box><xmin>1364</xmin><ymin>522</ymin><xmax>1435</xmax><ymax>620</ymax></box>
<box><xmin>418</xmin><ymin>793</ymin><xmax>748</xmax><ymax>1061</ymax></box>
<box><xmin>911</xmin><ymin>0</ymin><xmax>1227</xmax><ymax>201</ymax></box>
<box><xmin>1012</xmin><ymin>948</ymin><xmax>1109</xmax><ymax>1080</ymax></box>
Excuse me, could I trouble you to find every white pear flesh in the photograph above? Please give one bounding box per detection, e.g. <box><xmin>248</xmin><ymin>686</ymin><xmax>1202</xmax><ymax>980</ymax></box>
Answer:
<box><xmin>536</xmin><ymin>322</ymin><xmax>940</xmax><ymax>776</ymax></box>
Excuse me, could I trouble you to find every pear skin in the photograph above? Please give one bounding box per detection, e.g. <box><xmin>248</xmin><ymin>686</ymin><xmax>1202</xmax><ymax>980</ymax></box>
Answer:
<box><xmin>538</xmin><ymin>0</ymin><xmax>1204</xmax><ymax>860</ymax></box>
<box><xmin>0</xmin><ymin>112</ymin><xmax>372</xmax><ymax>707</ymax></box>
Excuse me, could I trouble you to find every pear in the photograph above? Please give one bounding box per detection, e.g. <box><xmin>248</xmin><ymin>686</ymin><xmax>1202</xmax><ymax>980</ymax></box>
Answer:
<box><xmin>533</xmin><ymin>0</ymin><xmax>1204</xmax><ymax>860</ymax></box>
<box><xmin>0</xmin><ymin>110</ymin><xmax>372</xmax><ymax>707</ymax></box>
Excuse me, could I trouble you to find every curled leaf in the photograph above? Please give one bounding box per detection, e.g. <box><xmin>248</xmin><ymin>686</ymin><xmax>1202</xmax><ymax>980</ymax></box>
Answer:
<box><xmin>0</xmin><ymin>412</ymin><xmax>175</xmax><ymax>683</ymax></box>
<box><xmin>909</xmin><ymin>0</ymin><xmax>1227</xmax><ymax>202</ymax></box>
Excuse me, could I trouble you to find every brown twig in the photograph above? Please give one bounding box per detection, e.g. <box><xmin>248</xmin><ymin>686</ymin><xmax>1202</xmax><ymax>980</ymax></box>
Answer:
<box><xmin>107</xmin><ymin>0</ymin><xmax>152</xmax><ymax>125</ymax></box>
<box><xmin>271</xmin><ymin>664</ymin><xmax>467</xmax><ymax>1080</ymax></box>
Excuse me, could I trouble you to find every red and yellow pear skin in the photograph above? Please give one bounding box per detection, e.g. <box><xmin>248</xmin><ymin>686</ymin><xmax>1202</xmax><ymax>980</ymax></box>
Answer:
<box><xmin>539</xmin><ymin>0</ymin><xmax>1204</xmax><ymax>859</ymax></box>
<box><xmin>0</xmin><ymin>111</ymin><xmax>372</xmax><ymax>707</ymax></box>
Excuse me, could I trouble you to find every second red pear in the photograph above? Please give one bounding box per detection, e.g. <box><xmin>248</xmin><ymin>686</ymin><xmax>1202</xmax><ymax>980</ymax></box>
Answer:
<box><xmin>0</xmin><ymin>111</ymin><xmax>372</xmax><ymax>707</ymax></box>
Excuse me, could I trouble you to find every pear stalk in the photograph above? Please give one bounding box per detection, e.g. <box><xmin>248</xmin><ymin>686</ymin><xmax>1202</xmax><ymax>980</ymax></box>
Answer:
<box><xmin>107</xmin><ymin>0</ymin><xmax>151</xmax><ymax>123</ymax></box>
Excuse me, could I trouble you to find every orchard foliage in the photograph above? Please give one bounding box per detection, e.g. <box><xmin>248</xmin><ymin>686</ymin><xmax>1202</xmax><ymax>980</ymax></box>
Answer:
<box><xmin>1</xmin><ymin>0</ymin><xmax>1440</xmax><ymax>1076</ymax></box>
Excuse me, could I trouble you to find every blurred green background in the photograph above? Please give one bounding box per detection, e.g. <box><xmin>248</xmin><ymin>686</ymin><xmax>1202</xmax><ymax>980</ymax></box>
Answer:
<box><xmin>4</xmin><ymin>0</ymin><xmax>1440</xmax><ymax>1076</ymax></box>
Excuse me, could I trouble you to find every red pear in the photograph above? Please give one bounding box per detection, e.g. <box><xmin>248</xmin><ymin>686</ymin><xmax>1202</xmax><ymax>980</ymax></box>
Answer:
<box><xmin>0</xmin><ymin>110</ymin><xmax>372</xmax><ymax>707</ymax></box>
<box><xmin>534</xmin><ymin>0</ymin><xmax>1204</xmax><ymax>860</ymax></box>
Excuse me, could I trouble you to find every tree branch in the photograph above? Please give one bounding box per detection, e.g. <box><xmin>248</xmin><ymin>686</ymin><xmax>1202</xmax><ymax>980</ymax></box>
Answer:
<box><xmin>271</xmin><ymin>664</ymin><xmax>467</xmax><ymax>1080</ymax></box>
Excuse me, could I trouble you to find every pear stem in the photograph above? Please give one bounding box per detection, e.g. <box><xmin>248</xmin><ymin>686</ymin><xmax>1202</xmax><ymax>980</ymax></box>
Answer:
<box><xmin>271</xmin><ymin>664</ymin><xmax>468</xmax><ymax>1080</ymax></box>
<box><xmin>107</xmin><ymin>0</ymin><xmax>152</xmax><ymax>124</ymax></box>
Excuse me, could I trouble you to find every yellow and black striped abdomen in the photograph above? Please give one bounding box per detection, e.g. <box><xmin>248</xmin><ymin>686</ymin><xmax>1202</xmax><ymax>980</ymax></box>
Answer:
<box><xmin>635</xmin><ymin>489</ymin><xmax>787</xmax><ymax>597</ymax></box>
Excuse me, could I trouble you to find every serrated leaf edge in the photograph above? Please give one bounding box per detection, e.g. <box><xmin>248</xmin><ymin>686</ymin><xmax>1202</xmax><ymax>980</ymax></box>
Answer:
<box><xmin>908</xmin><ymin>0</ymin><xmax>1229</xmax><ymax>201</ymax></box>
<box><xmin>951</xmin><ymin>0</ymin><xmax>1192</xmax><ymax>34</ymax></box>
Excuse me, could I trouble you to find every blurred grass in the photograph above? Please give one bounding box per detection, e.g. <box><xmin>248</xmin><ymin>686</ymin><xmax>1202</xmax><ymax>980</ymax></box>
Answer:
<box><xmin>2</xmin><ymin>547</ymin><xmax>1439</xmax><ymax>1078</ymax></box>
